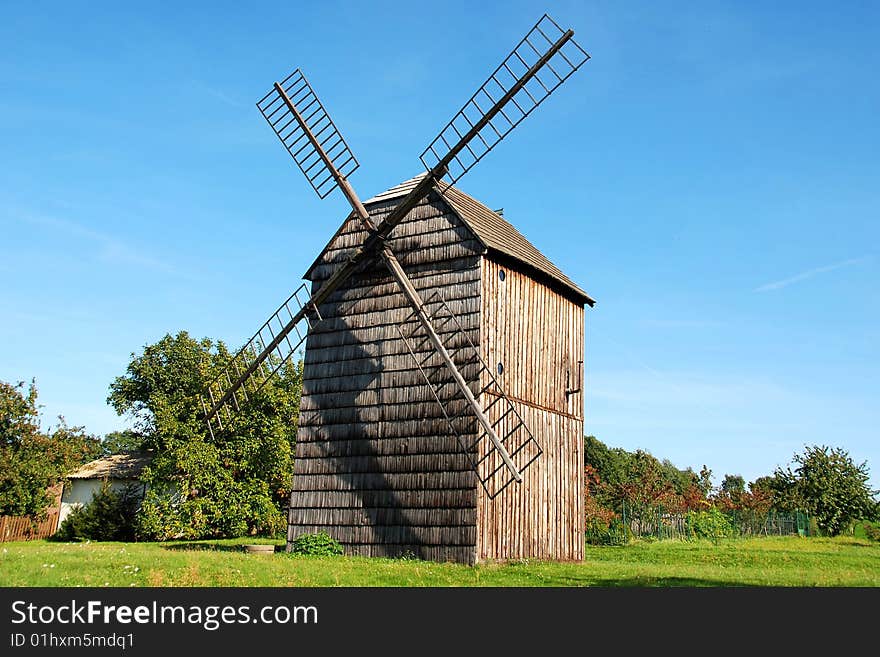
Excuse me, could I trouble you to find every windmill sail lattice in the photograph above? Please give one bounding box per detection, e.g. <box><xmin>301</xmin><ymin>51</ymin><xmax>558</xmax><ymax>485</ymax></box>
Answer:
<box><xmin>396</xmin><ymin>292</ymin><xmax>542</xmax><ymax>498</ymax></box>
<box><xmin>257</xmin><ymin>69</ymin><xmax>360</xmax><ymax>199</ymax></box>
<box><xmin>201</xmin><ymin>283</ymin><xmax>321</xmax><ymax>439</ymax></box>
<box><xmin>420</xmin><ymin>14</ymin><xmax>589</xmax><ymax>184</ymax></box>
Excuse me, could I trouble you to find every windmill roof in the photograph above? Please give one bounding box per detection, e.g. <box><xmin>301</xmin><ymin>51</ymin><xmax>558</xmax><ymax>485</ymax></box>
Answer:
<box><xmin>307</xmin><ymin>175</ymin><xmax>594</xmax><ymax>306</ymax></box>
<box><xmin>67</xmin><ymin>451</ymin><xmax>153</xmax><ymax>480</ymax></box>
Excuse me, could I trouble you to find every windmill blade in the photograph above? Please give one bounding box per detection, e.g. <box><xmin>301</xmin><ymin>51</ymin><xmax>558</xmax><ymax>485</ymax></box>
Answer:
<box><xmin>420</xmin><ymin>13</ymin><xmax>589</xmax><ymax>184</ymax></box>
<box><xmin>201</xmin><ymin>283</ymin><xmax>322</xmax><ymax>439</ymax></box>
<box><xmin>257</xmin><ymin>69</ymin><xmax>360</xmax><ymax>199</ymax></box>
<box><xmin>359</xmin><ymin>13</ymin><xmax>589</xmax><ymax>246</ymax></box>
<box><xmin>202</xmin><ymin>70</ymin><xmax>377</xmax><ymax>437</ymax></box>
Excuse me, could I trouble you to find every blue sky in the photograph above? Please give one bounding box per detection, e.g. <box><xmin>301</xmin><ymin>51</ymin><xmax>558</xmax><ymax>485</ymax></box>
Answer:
<box><xmin>1</xmin><ymin>1</ymin><xmax>877</xmax><ymax>489</ymax></box>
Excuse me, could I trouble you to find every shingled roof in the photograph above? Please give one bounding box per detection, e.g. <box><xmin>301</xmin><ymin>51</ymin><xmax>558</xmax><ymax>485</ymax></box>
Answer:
<box><xmin>67</xmin><ymin>451</ymin><xmax>153</xmax><ymax>480</ymax></box>
<box><xmin>307</xmin><ymin>175</ymin><xmax>594</xmax><ymax>306</ymax></box>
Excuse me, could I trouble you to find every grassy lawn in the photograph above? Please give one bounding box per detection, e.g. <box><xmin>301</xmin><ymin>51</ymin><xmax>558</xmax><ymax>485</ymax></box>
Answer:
<box><xmin>1</xmin><ymin>536</ymin><xmax>877</xmax><ymax>587</ymax></box>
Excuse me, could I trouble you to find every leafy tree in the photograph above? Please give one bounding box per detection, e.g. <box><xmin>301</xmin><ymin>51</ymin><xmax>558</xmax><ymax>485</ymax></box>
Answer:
<box><xmin>739</xmin><ymin>481</ymin><xmax>772</xmax><ymax>516</ymax></box>
<box><xmin>108</xmin><ymin>332</ymin><xmax>303</xmax><ymax>539</ymax></box>
<box><xmin>0</xmin><ymin>380</ymin><xmax>101</xmax><ymax>517</ymax></box>
<box><xmin>751</xmin><ymin>473</ymin><xmax>799</xmax><ymax>513</ymax></box>
<box><xmin>583</xmin><ymin>464</ymin><xmax>616</xmax><ymax>538</ymax></box>
<box><xmin>602</xmin><ymin>450</ymin><xmax>681</xmax><ymax>519</ymax></box>
<box><xmin>721</xmin><ymin>474</ymin><xmax>746</xmax><ymax>498</ymax></box>
<box><xmin>102</xmin><ymin>430</ymin><xmax>145</xmax><ymax>455</ymax></box>
<box><xmin>697</xmin><ymin>465</ymin><xmax>713</xmax><ymax>496</ymax></box>
<box><xmin>775</xmin><ymin>445</ymin><xmax>878</xmax><ymax>536</ymax></box>
<box><xmin>0</xmin><ymin>379</ymin><xmax>40</xmax><ymax>447</ymax></box>
<box><xmin>583</xmin><ymin>435</ymin><xmax>618</xmax><ymax>483</ymax></box>
<box><xmin>713</xmin><ymin>473</ymin><xmax>746</xmax><ymax>509</ymax></box>
<box><xmin>584</xmin><ymin>435</ymin><xmax>708</xmax><ymax>514</ymax></box>
<box><xmin>656</xmin><ymin>459</ymin><xmax>701</xmax><ymax>497</ymax></box>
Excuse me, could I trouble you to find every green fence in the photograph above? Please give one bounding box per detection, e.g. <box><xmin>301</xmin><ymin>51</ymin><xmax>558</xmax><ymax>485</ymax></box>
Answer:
<box><xmin>586</xmin><ymin>503</ymin><xmax>810</xmax><ymax>545</ymax></box>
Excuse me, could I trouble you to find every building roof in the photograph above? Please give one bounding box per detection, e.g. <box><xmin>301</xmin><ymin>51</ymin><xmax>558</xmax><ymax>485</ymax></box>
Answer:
<box><xmin>438</xmin><ymin>184</ymin><xmax>594</xmax><ymax>306</ymax></box>
<box><xmin>306</xmin><ymin>175</ymin><xmax>595</xmax><ymax>306</ymax></box>
<box><xmin>67</xmin><ymin>451</ymin><xmax>153</xmax><ymax>481</ymax></box>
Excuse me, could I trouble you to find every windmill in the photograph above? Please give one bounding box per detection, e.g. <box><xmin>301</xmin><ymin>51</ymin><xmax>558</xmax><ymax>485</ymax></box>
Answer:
<box><xmin>202</xmin><ymin>14</ymin><xmax>593</xmax><ymax>563</ymax></box>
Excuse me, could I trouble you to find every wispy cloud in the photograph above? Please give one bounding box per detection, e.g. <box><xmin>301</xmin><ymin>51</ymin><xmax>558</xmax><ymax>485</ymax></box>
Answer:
<box><xmin>755</xmin><ymin>257</ymin><xmax>870</xmax><ymax>292</ymax></box>
<box><xmin>17</xmin><ymin>212</ymin><xmax>177</xmax><ymax>274</ymax></box>
<box><xmin>194</xmin><ymin>82</ymin><xmax>247</xmax><ymax>109</ymax></box>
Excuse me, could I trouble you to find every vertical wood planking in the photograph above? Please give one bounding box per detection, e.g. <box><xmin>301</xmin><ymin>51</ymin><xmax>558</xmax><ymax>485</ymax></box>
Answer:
<box><xmin>477</xmin><ymin>257</ymin><xmax>586</xmax><ymax>561</ymax></box>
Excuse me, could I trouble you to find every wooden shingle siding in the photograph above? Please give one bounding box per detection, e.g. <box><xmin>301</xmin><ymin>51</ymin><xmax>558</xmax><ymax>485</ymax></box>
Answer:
<box><xmin>476</xmin><ymin>257</ymin><xmax>585</xmax><ymax>561</ymax></box>
<box><xmin>306</xmin><ymin>196</ymin><xmax>483</xmax><ymax>281</ymax></box>
<box><xmin>289</xmin><ymin>192</ymin><xmax>482</xmax><ymax>563</ymax></box>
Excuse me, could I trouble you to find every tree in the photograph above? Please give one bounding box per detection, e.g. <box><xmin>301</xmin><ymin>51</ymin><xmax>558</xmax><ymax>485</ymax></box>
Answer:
<box><xmin>775</xmin><ymin>445</ymin><xmax>878</xmax><ymax>536</ymax></box>
<box><xmin>584</xmin><ymin>435</ymin><xmax>708</xmax><ymax>513</ymax></box>
<box><xmin>697</xmin><ymin>465</ymin><xmax>713</xmax><ymax>496</ymax></box>
<box><xmin>108</xmin><ymin>332</ymin><xmax>303</xmax><ymax>539</ymax></box>
<box><xmin>751</xmin><ymin>474</ymin><xmax>799</xmax><ymax>513</ymax></box>
<box><xmin>101</xmin><ymin>430</ymin><xmax>145</xmax><ymax>455</ymax></box>
<box><xmin>714</xmin><ymin>474</ymin><xmax>746</xmax><ymax>509</ymax></box>
<box><xmin>0</xmin><ymin>380</ymin><xmax>101</xmax><ymax>517</ymax></box>
<box><xmin>739</xmin><ymin>481</ymin><xmax>772</xmax><ymax>516</ymax></box>
<box><xmin>583</xmin><ymin>435</ymin><xmax>618</xmax><ymax>483</ymax></box>
<box><xmin>721</xmin><ymin>474</ymin><xmax>745</xmax><ymax>498</ymax></box>
<box><xmin>583</xmin><ymin>464</ymin><xmax>616</xmax><ymax>537</ymax></box>
<box><xmin>604</xmin><ymin>450</ymin><xmax>678</xmax><ymax>512</ymax></box>
<box><xmin>661</xmin><ymin>459</ymin><xmax>701</xmax><ymax>497</ymax></box>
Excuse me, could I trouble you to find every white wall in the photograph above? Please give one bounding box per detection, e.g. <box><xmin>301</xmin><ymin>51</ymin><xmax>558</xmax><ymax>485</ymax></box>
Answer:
<box><xmin>58</xmin><ymin>479</ymin><xmax>146</xmax><ymax>526</ymax></box>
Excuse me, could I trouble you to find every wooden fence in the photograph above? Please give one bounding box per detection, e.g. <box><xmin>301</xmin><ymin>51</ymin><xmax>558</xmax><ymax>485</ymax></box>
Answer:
<box><xmin>0</xmin><ymin>511</ymin><xmax>59</xmax><ymax>541</ymax></box>
<box><xmin>0</xmin><ymin>485</ymin><xmax>62</xmax><ymax>542</ymax></box>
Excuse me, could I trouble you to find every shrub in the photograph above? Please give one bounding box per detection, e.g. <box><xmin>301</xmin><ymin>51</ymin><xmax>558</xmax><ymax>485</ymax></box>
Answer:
<box><xmin>288</xmin><ymin>531</ymin><xmax>343</xmax><ymax>556</ymax></box>
<box><xmin>134</xmin><ymin>464</ymin><xmax>287</xmax><ymax>541</ymax></box>
<box><xmin>584</xmin><ymin>464</ymin><xmax>625</xmax><ymax>545</ymax></box>
<box><xmin>686</xmin><ymin>508</ymin><xmax>734</xmax><ymax>540</ymax></box>
<box><xmin>55</xmin><ymin>480</ymin><xmax>140</xmax><ymax>541</ymax></box>
<box><xmin>585</xmin><ymin>517</ymin><xmax>627</xmax><ymax>546</ymax></box>
<box><xmin>863</xmin><ymin>522</ymin><xmax>880</xmax><ymax>542</ymax></box>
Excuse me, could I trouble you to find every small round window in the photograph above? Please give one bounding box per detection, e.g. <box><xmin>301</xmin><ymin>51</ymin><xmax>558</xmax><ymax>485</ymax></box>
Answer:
<box><xmin>497</xmin><ymin>362</ymin><xmax>504</xmax><ymax>375</ymax></box>
<box><xmin>499</xmin><ymin>269</ymin><xmax>506</xmax><ymax>281</ymax></box>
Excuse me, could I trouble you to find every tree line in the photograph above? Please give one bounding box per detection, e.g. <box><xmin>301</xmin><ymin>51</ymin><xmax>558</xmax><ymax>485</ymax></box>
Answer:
<box><xmin>1</xmin><ymin>330</ymin><xmax>877</xmax><ymax>540</ymax></box>
<box><xmin>584</xmin><ymin>435</ymin><xmax>879</xmax><ymax>537</ymax></box>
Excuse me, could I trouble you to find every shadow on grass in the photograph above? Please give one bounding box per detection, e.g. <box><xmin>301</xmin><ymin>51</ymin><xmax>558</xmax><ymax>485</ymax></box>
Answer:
<box><xmin>162</xmin><ymin>542</ymin><xmax>284</xmax><ymax>553</ymax></box>
<box><xmin>829</xmin><ymin>539</ymin><xmax>878</xmax><ymax>548</ymax></box>
<box><xmin>546</xmin><ymin>575</ymin><xmax>761</xmax><ymax>587</ymax></box>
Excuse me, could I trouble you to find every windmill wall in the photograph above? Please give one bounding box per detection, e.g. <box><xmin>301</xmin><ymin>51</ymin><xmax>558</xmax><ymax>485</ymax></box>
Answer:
<box><xmin>289</xmin><ymin>191</ymin><xmax>483</xmax><ymax>563</ymax></box>
<box><xmin>477</xmin><ymin>257</ymin><xmax>585</xmax><ymax>561</ymax></box>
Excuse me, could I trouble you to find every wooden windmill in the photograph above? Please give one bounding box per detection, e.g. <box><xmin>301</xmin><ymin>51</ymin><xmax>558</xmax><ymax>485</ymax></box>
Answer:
<box><xmin>202</xmin><ymin>14</ymin><xmax>594</xmax><ymax>563</ymax></box>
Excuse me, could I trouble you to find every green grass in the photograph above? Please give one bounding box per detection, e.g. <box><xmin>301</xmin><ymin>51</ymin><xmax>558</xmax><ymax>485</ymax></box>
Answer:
<box><xmin>1</xmin><ymin>536</ymin><xmax>877</xmax><ymax>587</ymax></box>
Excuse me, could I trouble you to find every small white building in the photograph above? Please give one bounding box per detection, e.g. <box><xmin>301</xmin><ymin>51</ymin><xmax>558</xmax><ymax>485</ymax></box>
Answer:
<box><xmin>59</xmin><ymin>451</ymin><xmax>152</xmax><ymax>526</ymax></box>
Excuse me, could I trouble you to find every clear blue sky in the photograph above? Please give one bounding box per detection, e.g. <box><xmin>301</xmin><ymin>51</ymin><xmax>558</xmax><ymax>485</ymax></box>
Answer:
<box><xmin>2</xmin><ymin>1</ymin><xmax>877</xmax><ymax>490</ymax></box>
